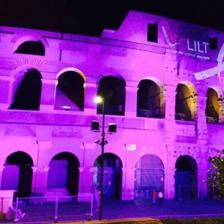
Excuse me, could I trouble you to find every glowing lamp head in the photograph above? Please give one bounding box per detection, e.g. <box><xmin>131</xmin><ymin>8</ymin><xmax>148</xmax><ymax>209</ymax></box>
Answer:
<box><xmin>94</xmin><ymin>96</ymin><xmax>103</xmax><ymax>104</ymax></box>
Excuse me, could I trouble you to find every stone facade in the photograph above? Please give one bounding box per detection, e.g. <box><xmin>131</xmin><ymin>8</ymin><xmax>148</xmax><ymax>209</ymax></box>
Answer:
<box><xmin>0</xmin><ymin>10</ymin><xmax>224</xmax><ymax>200</ymax></box>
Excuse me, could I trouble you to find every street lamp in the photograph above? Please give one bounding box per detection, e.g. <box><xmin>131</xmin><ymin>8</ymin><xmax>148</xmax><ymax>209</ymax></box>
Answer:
<box><xmin>92</xmin><ymin>96</ymin><xmax>117</xmax><ymax>220</ymax></box>
<box><xmin>93</xmin><ymin>95</ymin><xmax>105</xmax><ymax>220</ymax></box>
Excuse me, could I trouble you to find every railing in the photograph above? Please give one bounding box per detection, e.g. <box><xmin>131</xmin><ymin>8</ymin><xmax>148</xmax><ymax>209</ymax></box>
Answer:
<box><xmin>1</xmin><ymin>194</ymin><xmax>224</xmax><ymax>221</ymax></box>
<box><xmin>2</xmin><ymin>194</ymin><xmax>94</xmax><ymax>223</ymax></box>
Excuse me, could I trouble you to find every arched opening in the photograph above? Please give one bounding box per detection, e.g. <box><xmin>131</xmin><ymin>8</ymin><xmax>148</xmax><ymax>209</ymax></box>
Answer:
<box><xmin>206</xmin><ymin>88</ymin><xmax>220</xmax><ymax>123</ymax></box>
<box><xmin>93</xmin><ymin>153</ymin><xmax>122</xmax><ymax>200</ymax></box>
<box><xmin>15</xmin><ymin>41</ymin><xmax>45</xmax><ymax>56</ymax></box>
<box><xmin>48</xmin><ymin>152</ymin><xmax>80</xmax><ymax>195</ymax></box>
<box><xmin>97</xmin><ymin>76</ymin><xmax>125</xmax><ymax>115</ymax></box>
<box><xmin>55</xmin><ymin>71</ymin><xmax>85</xmax><ymax>111</ymax></box>
<box><xmin>10</xmin><ymin>69</ymin><xmax>42</xmax><ymax>110</ymax></box>
<box><xmin>135</xmin><ymin>154</ymin><xmax>164</xmax><ymax>200</ymax></box>
<box><xmin>137</xmin><ymin>79</ymin><xmax>164</xmax><ymax>118</ymax></box>
<box><xmin>2</xmin><ymin>151</ymin><xmax>33</xmax><ymax>197</ymax></box>
<box><xmin>175</xmin><ymin>155</ymin><xmax>197</xmax><ymax>199</ymax></box>
<box><xmin>175</xmin><ymin>84</ymin><xmax>195</xmax><ymax>121</ymax></box>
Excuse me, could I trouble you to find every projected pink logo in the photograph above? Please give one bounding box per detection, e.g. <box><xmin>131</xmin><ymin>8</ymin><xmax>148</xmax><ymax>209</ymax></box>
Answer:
<box><xmin>194</xmin><ymin>43</ymin><xmax>224</xmax><ymax>80</ymax></box>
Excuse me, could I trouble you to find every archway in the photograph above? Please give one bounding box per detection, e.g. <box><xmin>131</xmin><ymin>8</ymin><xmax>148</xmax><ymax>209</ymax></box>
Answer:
<box><xmin>15</xmin><ymin>40</ymin><xmax>45</xmax><ymax>56</ymax></box>
<box><xmin>175</xmin><ymin>83</ymin><xmax>196</xmax><ymax>121</ymax></box>
<box><xmin>135</xmin><ymin>154</ymin><xmax>164</xmax><ymax>199</ymax></box>
<box><xmin>10</xmin><ymin>68</ymin><xmax>42</xmax><ymax>110</ymax></box>
<box><xmin>137</xmin><ymin>79</ymin><xmax>164</xmax><ymax>118</ymax></box>
<box><xmin>97</xmin><ymin>76</ymin><xmax>125</xmax><ymax>115</ymax></box>
<box><xmin>175</xmin><ymin>155</ymin><xmax>198</xmax><ymax>199</ymax></box>
<box><xmin>48</xmin><ymin>152</ymin><xmax>80</xmax><ymax>195</ymax></box>
<box><xmin>2</xmin><ymin>151</ymin><xmax>33</xmax><ymax>197</ymax></box>
<box><xmin>206</xmin><ymin>88</ymin><xmax>220</xmax><ymax>123</ymax></box>
<box><xmin>93</xmin><ymin>153</ymin><xmax>122</xmax><ymax>200</ymax></box>
<box><xmin>54</xmin><ymin>71</ymin><xmax>85</xmax><ymax>111</ymax></box>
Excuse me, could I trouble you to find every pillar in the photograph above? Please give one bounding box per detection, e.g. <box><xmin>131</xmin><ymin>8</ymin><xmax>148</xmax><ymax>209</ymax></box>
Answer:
<box><xmin>0</xmin><ymin>76</ymin><xmax>11</xmax><ymax>110</ymax></box>
<box><xmin>78</xmin><ymin>166</ymin><xmax>94</xmax><ymax>201</ymax></box>
<box><xmin>31</xmin><ymin>166</ymin><xmax>50</xmax><ymax>195</ymax></box>
<box><xmin>0</xmin><ymin>165</ymin><xmax>5</xmax><ymax>189</ymax></box>
<box><xmin>164</xmin><ymin>143</ymin><xmax>176</xmax><ymax>199</ymax></box>
<box><xmin>196</xmin><ymin>93</ymin><xmax>208</xmax><ymax>144</ymax></box>
<box><xmin>197</xmin><ymin>151</ymin><xmax>209</xmax><ymax>198</ymax></box>
<box><xmin>164</xmin><ymin>84</ymin><xmax>176</xmax><ymax>140</ymax></box>
<box><xmin>39</xmin><ymin>78</ymin><xmax>55</xmax><ymax>111</ymax></box>
<box><xmin>125</xmin><ymin>81</ymin><xmax>138</xmax><ymax>117</ymax></box>
<box><xmin>122</xmin><ymin>167</ymin><xmax>135</xmax><ymax>200</ymax></box>
<box><xmin>164</xmin><ymin>169</ymin><xmax>175</xmax><ymax>199</ymax></box>
<box><xmin>84</xmin><ymin>82</ymin><xmax>97</xmax><ymax>114</ymax></box>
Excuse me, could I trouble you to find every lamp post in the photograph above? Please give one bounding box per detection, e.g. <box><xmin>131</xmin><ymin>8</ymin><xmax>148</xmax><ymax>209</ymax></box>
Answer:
<box><xmin>94</xmin><ymin>96</ymin><xmax>105</xmax><ymax>220</ymax></box>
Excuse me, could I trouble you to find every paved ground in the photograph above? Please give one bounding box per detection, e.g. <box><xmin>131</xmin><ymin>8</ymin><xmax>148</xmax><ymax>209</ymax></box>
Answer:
<box><xmin>1</xmin><ymin>199</ymin><xmax>224</xmax><ymax>223</ymax></box>
<box><xmin>101</xmin><ymin>199</ymin><xmax>224</xmax><ymax>219</ymax></box>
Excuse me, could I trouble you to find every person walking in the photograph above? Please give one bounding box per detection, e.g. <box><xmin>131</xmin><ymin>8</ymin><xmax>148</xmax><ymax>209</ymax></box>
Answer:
<box><xmin>158</xmin><ymin>191</ymin><xmax>163</xmax><ymax>204</ymax></box>
<box><xmin>152</xmin><ymin>191</ymin><xmax>158</xmax><ymax>204</ymax></box>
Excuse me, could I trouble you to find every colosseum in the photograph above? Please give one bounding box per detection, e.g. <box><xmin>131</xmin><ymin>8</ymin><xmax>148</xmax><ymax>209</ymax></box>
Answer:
<box><xmin>0</xmin><ymin>10</ymin><xmax>223</xmax><ymax>201</ymax></box>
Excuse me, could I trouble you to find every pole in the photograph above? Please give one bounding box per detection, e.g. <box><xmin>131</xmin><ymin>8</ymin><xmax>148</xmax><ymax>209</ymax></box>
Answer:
<box><xmin>99</xmin><ymin>102</ymin><xmax>105</xmax><ymax>220</ymax></box>
<box><xmin>15</xmin><ymin>197</ymin><xmax>19</xmax><ymax>221</ymax></box>
<box><xmin>54</xmin><ymin>196</ymin><xmax>58</xmax><ymax>223</ymax></box>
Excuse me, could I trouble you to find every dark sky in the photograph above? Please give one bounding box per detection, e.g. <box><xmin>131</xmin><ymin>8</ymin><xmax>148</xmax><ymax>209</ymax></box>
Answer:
<box><xmin>1</xmin><ymin>0</ymin><xmax>224</xmax><ymax>36</ymax></box>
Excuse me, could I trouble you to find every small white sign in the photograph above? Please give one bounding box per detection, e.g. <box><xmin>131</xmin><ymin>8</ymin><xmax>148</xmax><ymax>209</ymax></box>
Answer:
<box><xmin>125</xmin><ymin>144</ymin><xmax>136</xmax><ymax>151</ymax></box>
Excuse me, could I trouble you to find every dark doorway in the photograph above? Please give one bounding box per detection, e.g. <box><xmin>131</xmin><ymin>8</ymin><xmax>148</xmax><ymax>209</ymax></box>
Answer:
<box><xmin>48</xmin><ymin>152</ymin><xmax>80</xmax><ymax>195</ymax></box>
<box><xmin>94</xmin><ymin>153</ymin><xmax>122</xmax><ymax>200</ymax></box>
<box><xmin>175</xmin><ymin>84</ymin><xmax>193</xmax><ymax>121</ymax></box>
<box><xmin>206</xmin><ymin>88</ymin><xmax>219</xmax><ymax>123</ymax></box>
<box><xmin>55</xmin><ymin>71</ymin><xmax>85</xmax><ymax>111</ymax></box>
<box><xmin>137</xmin><ymin>79</ymin><xmax>164</xmax><ymax>118</ymax></box>
<box><xmin>175</xmin><ymin>155</ymin><xmax>198</xmax><ymax>200</ymax></box>
<box><xmin>135</xmin><ymin>154</ymin><xmax>164</xmax><ymax>199</ymax></box>
<box><xmin>97</xmin><ymin>76</ymin><xmax>125</xmax><ymax>115</ymax></box>
<box><xmin>15</xmin><ymin>41</ymin><xmax>45</xmax><ymax>56</ymax></box>
<box><xmin>10</xmin><ymin>69</ymin><xmax>42</xmax><ymax>110</ymax></box>
<box><xmin>2</xmin><ymin>151</ymin><xmax>33</xmax><ymax>197</ymax></box>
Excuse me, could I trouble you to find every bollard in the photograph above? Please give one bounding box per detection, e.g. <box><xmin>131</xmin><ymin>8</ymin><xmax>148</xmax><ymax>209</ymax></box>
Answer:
<box><xmin>54</xmin><ymin>196</ymin><xmax>58</xmax><ymax>223</ymax></box>
<box><xmin>15</xmin><ymin>197</ymin><xmax>19</xmax><ymax>221</ymax></box>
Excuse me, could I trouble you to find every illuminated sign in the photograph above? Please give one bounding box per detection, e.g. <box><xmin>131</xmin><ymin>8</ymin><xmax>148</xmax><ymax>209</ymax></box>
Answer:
<box><xmin>162</xmin><ymin>26</ymin><xmax>209</xmax><ymax>55</ymax></box>
<box><xmin>194</xmin><ymin>43</ymin><xmax>224</xmax><ymax>80</ymax></box>
<box><xmin>187</xmin><ymin>39</ymin><xmax>209</xmax><ymax>54</ymax></box>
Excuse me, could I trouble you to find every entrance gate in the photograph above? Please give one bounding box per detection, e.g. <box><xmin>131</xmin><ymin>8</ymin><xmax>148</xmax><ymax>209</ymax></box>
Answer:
<box><xmin>94</xmin><ymin>153</ymin><xmax>122</xmax><ymax>200</ymax></box>
<box><xmin>175</xmin><ymin>155</ymin><xmax>198</xmax><ymax>199</ymax></box>
<box><xmin>135</xmin><ymin>154</ymin><xmax>164</xmax><ymax>199</ymax></box>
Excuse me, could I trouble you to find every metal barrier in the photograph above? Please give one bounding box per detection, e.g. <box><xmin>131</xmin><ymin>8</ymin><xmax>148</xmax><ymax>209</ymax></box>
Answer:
<box><xmin>12</xmin><ymin>194</ymin><xmax>94</xmax><ymax>223</ymax></box>
<box><xmin>1</xmin><ymin>194</ymin><xmax>224</xmax><ymax>222</ymax></box>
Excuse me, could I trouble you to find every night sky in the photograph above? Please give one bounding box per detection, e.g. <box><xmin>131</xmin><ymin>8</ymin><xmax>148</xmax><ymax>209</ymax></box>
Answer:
<box><xmin>1</xmin><ymin>0</ymin><xmax>224</xmax><ymax>36</ymax></box>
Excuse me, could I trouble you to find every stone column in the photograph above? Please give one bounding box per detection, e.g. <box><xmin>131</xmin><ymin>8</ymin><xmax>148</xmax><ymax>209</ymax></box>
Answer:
<box><xmin>0</xmin><ymin>76</ymin><xmax>11</xmax><ymax>110</ymax></box>
<box><xmin>78</xmin><ymin>167</ymin><xmax>94</xmax><ymax>201</ymax></box>
<box><xmin>122</xmin><ymin>167</ymin><xmax>135</xmax><ymax>200</ymax></box>
<box><xmin>164</xmin><ymin>144</ymin><xmax>176</xmax><ymax>199</ymax></box>
<box><xmin>164</xmin><ymin>169</ymin><xmax>175</xmax><ymax>199</ymax></box>
<box><xmin>164</xmin><ymin>84</ymin><xmax>176</xmax><ymax>141</ymax></box>
<box><xmin>84</xmin><ymin>82</ymin><xmax>98</xmax><ymax>114</ymax></box>
<box><xmin>196</xmin><ymin>93</ymin><xmax>208</xmax><ymax>144</ymax></box>
<box><xmin>0</xmin><ymin>165</ymin><xmax>5</xmax><ymax>189</ymax></box>
<box><xmin>163</xmin><ymin>84</ymin><xmax>176</xmax><ymax>199</ymax></box>
<box><xmin>39</xmin><ymin>78</ymin><xmax>55</xmax><ymax>111</ymax></box>
<box><xmin>32</xmin><ymin>166</ymin><xmax>50</xmax><ymax>195</ymax></box>
<box><xmin>125</xmin><ymin>81</ymin><xmax>138</xmax><ymax>117</ymax></box>
<box><xmin>197</xmin><ymin>151</ymin><xmax>209</xmax><ymax>198</ymax></box>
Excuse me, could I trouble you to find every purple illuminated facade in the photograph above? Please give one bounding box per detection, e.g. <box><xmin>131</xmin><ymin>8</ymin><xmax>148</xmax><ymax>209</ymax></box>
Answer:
<box><xmin>0</xmin><ymin>10</ymin><xmax>224</xmax><ymax>201</ymax></box>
